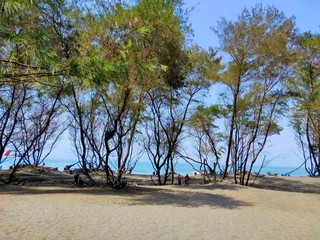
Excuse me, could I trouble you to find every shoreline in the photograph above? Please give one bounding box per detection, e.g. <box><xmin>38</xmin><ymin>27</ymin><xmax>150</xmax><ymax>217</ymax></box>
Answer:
<box><xmin>0</xmin><ymin>162</ymin><xmax>311</xmax><ymax>177</ymax></box>
<box><xmin>0</xmin><ymin>166</ymin><xmax>319</xmax><ymax>193</ymax></box>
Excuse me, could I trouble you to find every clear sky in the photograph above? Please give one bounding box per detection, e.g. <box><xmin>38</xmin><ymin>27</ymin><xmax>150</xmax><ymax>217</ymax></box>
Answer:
<box><xmin>184</xmin><ymin>0</ymin><xmax>320</xmax><ymax>49</ymax></box>
<box><xmin>50</xmin><ymin>0</ymin><xmax>320</xmax><ymax>168</ymax></box>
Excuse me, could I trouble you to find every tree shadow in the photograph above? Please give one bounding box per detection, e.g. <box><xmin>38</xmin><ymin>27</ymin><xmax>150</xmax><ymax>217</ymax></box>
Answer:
<box><xmin>0</xmin><ymin>170</ymin><xmax>75</xmax><ymax>186</ymax></box>
<box><xmin>253</xmin><ymin>176</ymin><xmax>320</xmax><ymax>194</ymax></box>
<box><xmin>0</xmin><ymin>183</ymin><xmax>253</xmax><ymax>209</ymax></box>
<box><xmin>127</xmin><ymin>187</ymin><xmax>254</xmax><ymax>209</ymax></box>
<box><xmin>177</xmin><ymin>183</ymin><xmax>241</xmax><ymax>191</ymax></box>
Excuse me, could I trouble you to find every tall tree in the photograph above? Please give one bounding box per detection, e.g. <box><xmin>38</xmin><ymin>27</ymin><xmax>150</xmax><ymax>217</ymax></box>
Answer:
<box><xmin>186</xmin><ymin>104</ymin><xmax>224</xmax><ymax>183</ymax></box>
<box><xmin>0</xmin><ymin>0</ymin><xmax>69</xmax><ymax>182</ymax></box>
<box><xmin>63</xmin><ymin>0</ymin><xmax>188</xmax><ymax>186</ymax></box>
<box><xmin>212</xmin><ymin>4</ymin><xmax>295</xmax><ymax>184</ymax></box>
<box><xmin>290</xmin><ymin>32</ymin><xmax>320</xmax><ymax>176</ymax></box>
<box><xmin>144</xmin><ymin>45</ymin><xmax>221</xmax><ymax>185</ymax></box>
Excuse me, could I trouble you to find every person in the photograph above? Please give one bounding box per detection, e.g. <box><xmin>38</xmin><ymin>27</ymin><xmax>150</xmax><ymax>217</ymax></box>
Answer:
<box><xmin>74</xmin><ymin>171</ymin><xmax>80</xmax><ymax>185</ymax></box>
<box><xmin>177</xmin><ymin>174</ymin><xmax>182</xmax><ymax>185</ymax></box>
<box><xmin>185</xmin><ymin>174</ymin><xmax>190</xmax><ymax>186</ymax></box>
<box><xmin>88</xmin><ymin>162</ymin><xmax>94</xmax><ymax>171</ymax></box>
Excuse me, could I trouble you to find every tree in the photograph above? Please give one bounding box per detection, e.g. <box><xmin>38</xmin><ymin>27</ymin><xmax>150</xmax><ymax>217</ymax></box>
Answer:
<box><xmin>11</xmin><ymin>84</ymin><xmax>65</xmax><ymax>167</ymax></box>
<box><xmin>0</xmin><ymin>83</ymin><xmax>26</xmax><ymax>166</ymax></box>
<box><xmin>7</xmin><ymin>84</ymin><xmax>64</xmax><ymax>182</ymax></box>
<box><xmin>212</xmin><ymin>4</ymin><xmax>295</xmax><ymax>184</ymax></box>
<box><xmin>0</xmin><ymin>0</ymin><xmax>69</xmax><ymax>182</ymax></box>
<box><xmin>63</xmin><ymin>0</ymin><xmax>188</xmax><ymax>187</ymax></box>
<box><xmin>0</xmin><ymin>0</ymin><xmax>67</xmax><ymax>84</ymax></box>
<box><xmin>290</xmin><ymin>32</ymin><xmax>320</xmax><ymax>177</ymax></box>
<box><xmin>144</xmin><ymin>45</ymin><xmax>221</xmax><ymax>185</ymax></box>
<box><xmin>122</xmin><ymin>0</ymin><xmax>189</xmax><ymax>186</ymax></box>
<box><xmin>144</xmin><ymin>85</ymin><xmax>194</xmax><ymax>186</ymax></box>
<box><xmin>186</xmin><ymin>104</ymin><xmax>224</xmax><ymax>183</ymax></box>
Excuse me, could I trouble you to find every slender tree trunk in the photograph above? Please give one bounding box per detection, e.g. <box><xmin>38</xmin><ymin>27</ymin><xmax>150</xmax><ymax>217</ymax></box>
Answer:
<box><xmin>72</xmin><ymin>86</ymin><xmax>95</xmax><ymax>184</ymax></box>
<box><xmin>223</xmin><ymin>79</ymin><xmax>241</xmax><ymax>179</ymax></box>
<box><xmin>170</xmin><ymin>158</ymin><xmax>174</xmax><ymax>184</ymax></box>
<box><xmin>8</xmin><ymin>87</ymin><xmax>62</xmax><ymax>183</ymax></box>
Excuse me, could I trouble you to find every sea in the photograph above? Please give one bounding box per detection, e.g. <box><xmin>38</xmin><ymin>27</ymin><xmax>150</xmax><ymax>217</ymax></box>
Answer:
<box><xmin>0</xmin><ymin>158</ymin><xmax>309</xmax><ymax>177</ymax></box>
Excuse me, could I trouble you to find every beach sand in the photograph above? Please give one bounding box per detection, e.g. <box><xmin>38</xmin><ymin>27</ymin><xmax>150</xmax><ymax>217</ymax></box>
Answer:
<box><xmin>0</xmin><ymin>169</ymin><xmax>319</xmax><ymax>240</ymax></box>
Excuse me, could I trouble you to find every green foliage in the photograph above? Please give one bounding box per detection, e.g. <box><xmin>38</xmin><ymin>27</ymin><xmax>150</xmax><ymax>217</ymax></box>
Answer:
<box><xmin>213</xmin><ymin>4</ymin><xmax>296</xmax><ymax>183</ymax></box>
<box><xmin>4</xmin><ymin>0</ymin><xmax>316</xmax><ymax>181</ymax></box>
<box><xmin>0</xmin><ymin>0</ymin><xmax>33</xmax><ymax>17</ymax></box>
<box><xmin>189</xmin><ymin>105</ymin><xmax>221</xmax><ymax>128</ymax></box>
<box><xmin>289</xmin><ymin>31</ymin><xmax>320</xmax><ymax>176</ymax></box>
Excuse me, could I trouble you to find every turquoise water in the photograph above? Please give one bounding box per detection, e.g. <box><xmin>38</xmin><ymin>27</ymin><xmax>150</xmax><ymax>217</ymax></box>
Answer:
<box><xmin>133</xmin><ymin>161</ymin><xmax>309</xmax><ymax>177</ymax></box>
<box><xmin>1</xmin><ymin>158</ymin><xmax>309</xmax><ymax>176</ymax></box>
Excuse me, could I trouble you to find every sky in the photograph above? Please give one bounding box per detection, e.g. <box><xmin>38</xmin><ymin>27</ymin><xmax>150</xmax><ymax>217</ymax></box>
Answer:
<box><xmin>50</xmin><ymin>0</ymin><xmax>320</xmax><ymax>168</ymax></box>
<box><xmin>184</xmin><ymin>0</ymin><xmax>320</xmax><ymax>48</ymax></box>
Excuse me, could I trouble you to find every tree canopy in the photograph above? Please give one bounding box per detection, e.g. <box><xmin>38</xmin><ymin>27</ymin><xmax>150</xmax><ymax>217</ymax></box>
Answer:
<box><xmin>1</xmin><ymin>1</ymin><xmax>319</xmax><ymax>186</ymax></box>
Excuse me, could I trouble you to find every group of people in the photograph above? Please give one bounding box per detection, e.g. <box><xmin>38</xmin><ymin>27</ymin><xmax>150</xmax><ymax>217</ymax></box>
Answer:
<box><xmin>177</xmin><ymin>174</ymin><xmax>190</xmax><ymax>185</ymax></box>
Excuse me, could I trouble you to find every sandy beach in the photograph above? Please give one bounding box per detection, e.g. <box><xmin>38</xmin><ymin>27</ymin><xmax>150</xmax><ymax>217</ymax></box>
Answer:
<box><xmin>0</xmin><ymin>169</ymin><xmax>319</xmax><ymax>240</ymax></box>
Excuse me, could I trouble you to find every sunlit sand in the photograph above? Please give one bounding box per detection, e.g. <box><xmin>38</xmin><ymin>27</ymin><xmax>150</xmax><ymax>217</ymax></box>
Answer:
<box><xmin>0</xmin><ymin>169</ymin><xmax>319</xmax><ymax>240</ymax></box>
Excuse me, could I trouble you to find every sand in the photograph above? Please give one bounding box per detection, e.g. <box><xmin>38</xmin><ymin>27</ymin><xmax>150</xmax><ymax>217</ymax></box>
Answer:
<box><xmin>0</xmin><ymin>169</ymin><xmax>319</xmax><ymax>240</ymax></box>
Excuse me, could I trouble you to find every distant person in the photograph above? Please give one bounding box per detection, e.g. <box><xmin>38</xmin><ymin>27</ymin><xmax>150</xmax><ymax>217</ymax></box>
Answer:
<box><xmin>88</xmin><ymin>162</ymin><xmax>93</xmax><ymax>171</ymax></box>
<box><xmin>177</xmin><ymin>174</ymin><xmax>182</xmax><ymax>185</ymax></box>
<box><xmin>185</xmin><ymin>174</ymin><xmax>190</xmax><ymax>186</ymax></box>
<box><xmin>74</xmin><ymin>171</ymin><xmax>80</xmax><ymax>185</ymax></box>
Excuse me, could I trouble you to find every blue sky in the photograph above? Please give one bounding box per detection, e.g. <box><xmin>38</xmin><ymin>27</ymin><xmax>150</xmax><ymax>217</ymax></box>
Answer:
<box><xmin>184</xmin><ymin>0</ymin><xmax>320</xmax><ymax>49</ymax></box>
<box><xmin>50</xmin><ymin>1</ymin><xmax>319</xmax><ymax>168</ymax></box>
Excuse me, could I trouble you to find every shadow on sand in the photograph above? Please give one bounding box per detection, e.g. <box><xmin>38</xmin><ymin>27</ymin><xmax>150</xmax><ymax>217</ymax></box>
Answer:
<box><xmin>2</xmin><ymin>170</ymin><xmax>318</xmax><ymax>211</ymax></box>
<box><xmin>253</xmin><ymin>176</ymin><xmax>320</xmax><ymax>194</ymax></box>
<box><xmin>0</xmin><ymin>169</ymin><xmax>253</xmax><ymax>209</ymax></box>
<box><xmin>0</xmin><ymin>183</ymin><xmax>253</xmax><ymax>209</ymax></box>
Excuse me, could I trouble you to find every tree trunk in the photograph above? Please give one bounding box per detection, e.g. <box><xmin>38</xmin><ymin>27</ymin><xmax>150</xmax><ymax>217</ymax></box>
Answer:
<box><xmin>223</xmin><ymin>79</ymin><xmax>241</xmax><ymax>179</ymax></box>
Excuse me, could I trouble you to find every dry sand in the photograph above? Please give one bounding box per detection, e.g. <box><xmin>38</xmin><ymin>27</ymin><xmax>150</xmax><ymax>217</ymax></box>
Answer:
<box><xmin>0</xmin><ymin>169</ymin><xmax>319</xmax><ymax>240</ymax></box>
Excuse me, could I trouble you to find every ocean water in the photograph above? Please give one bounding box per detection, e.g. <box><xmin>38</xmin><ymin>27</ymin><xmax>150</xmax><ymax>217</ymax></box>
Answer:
<box><xmin>1</xmin><ymin>158</ymin><xmax>309</xmax><ymax>177</ymax></box>
<box><xmin>132</xmin><ymin>161</ymin><xmax>309</xmax><ymax>177</ymax></box>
